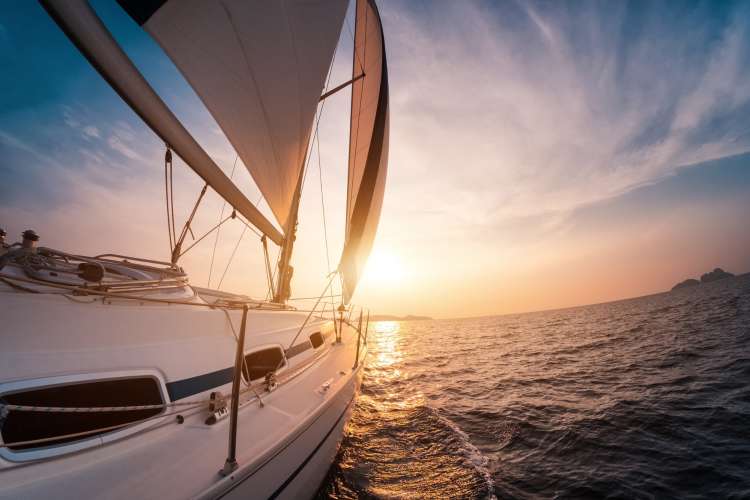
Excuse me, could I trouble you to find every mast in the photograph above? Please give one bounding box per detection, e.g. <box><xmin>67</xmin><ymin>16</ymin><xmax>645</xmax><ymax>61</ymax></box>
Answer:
<box><xmin>273</xmin><ymin>0</ymin><xmax>365</xmax><ymax>304</ymax></box>
<box><xmin>114</xmin><ymin>0</ymin><xmax>348</xmax><ymax>238</ymax></box>
<box><xmin>273</xmin><ymin>160</ymin><xmax>306</xmax><ymax>304</ymax></box>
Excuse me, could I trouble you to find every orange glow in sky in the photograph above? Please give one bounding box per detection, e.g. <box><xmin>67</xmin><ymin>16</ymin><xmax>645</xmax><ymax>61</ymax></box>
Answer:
<box><xmin>2</xmin><ymin>1</ymin><xmax>749</xmax><ymax>320</ymax></box>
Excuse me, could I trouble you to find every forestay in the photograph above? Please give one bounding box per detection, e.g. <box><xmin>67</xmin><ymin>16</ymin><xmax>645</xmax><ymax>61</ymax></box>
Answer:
<box><xmin>339</xmin><ymin>0</ymin><xmax>390</xmax><ymax>303</ymax></box>
<box><xmin>117</xmin><ymin>0</ymin><xmax>349</xmax><ymax>231</ymax></box>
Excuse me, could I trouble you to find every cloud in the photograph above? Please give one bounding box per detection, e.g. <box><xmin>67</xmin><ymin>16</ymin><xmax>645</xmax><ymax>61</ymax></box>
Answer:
<box><xmin>82</xmin><ymin>125</ymin><xmax>100</xmax><ymax>139</ymax></box>
<box><xmin>381</xmin><ymin>0</ymin><xmax>750</xmax><ymax>234</ymax></box>
<box><xmin>106</xmin><ymin>122</ymin><xmax>145</xmax><ymax>161</ymax></box>
<box><xmin>2</xmin><ymin>1</ymin><xmax>749</xmax><ymax>316</ymax></box>
<box><xmin>62</xmin><ymin>106</ymin><xmax>80</xmax><ymax>129</ymax></box>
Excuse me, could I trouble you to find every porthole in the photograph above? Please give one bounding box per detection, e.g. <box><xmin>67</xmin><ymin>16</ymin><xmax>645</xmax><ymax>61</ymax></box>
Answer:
<box><xmin>310</xmin><ymin>331</ymin><xmax>324</xmax><ymax>349</ymax></box>
<box><xmin>0</xmin><ymin>377</ymin><xmax>163</xmax><ymax>452</ymax></box>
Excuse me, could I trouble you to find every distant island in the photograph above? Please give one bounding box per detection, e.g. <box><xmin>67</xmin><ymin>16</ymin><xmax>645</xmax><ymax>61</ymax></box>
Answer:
<box><xmin>368</xmin><ymin>314</ymin><xmax>433</xmax><ymax>321</ymax></box>
<box><xmin>672</xmin><ymin>267</ymin><xmax>735</xmax><ymax>290</ymax></box>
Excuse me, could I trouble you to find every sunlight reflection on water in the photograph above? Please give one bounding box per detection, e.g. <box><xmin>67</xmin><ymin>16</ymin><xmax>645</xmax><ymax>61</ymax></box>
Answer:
<box><xmin>321</xmin><ymin>277</ymin><xmax>750</xmax><ymax>499</ymax></box>
<box><xmin>321</xmin><ymin>319</ymin><xmax>495</xmax><ymax>499</ymax></box>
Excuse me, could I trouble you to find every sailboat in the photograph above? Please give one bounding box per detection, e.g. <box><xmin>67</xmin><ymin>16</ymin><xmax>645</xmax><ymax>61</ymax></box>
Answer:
<box><xmin>0</xmin><ymin>0</ymin><xmax>388</xmax><ymax>498</ymax></box>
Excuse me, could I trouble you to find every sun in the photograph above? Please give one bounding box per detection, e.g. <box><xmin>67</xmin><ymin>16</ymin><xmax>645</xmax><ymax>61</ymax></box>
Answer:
<box><xmin>362</xmin><ymin>248</ymin><xmax>405</xmax><ymax>286</ymax></box>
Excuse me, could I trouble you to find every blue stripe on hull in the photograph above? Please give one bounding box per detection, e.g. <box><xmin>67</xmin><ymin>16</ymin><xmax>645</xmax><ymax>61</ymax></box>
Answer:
<box><xmin>165</xmin><ymin>343</ymin><xmax>315</xmax><ymax>401</ymax></box>
<box><xmin>166</xmin><ymin>367</ymin><xmax>233</xmax><ymax>401</ymax></box>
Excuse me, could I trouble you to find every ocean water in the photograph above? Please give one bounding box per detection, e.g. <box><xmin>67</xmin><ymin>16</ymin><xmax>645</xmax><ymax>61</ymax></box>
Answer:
<box><xmin>318</xmin><ymin>274</ymin><xmax>750</xmax><ymax>499</ymax></box>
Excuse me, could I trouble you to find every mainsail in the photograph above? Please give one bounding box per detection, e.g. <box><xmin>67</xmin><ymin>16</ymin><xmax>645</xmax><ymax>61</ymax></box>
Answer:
<box><xmin>339</xmin><ymin>0</ymin><xmax>390</xmax><ymax>303</ymax></box>
<box><xmin>43</xmin><ymin>0</ymin><xmax>389</xmax><ymax>304</ymax></box>
<box><xmin>40</xmin><ymin>0</ymin><xmax>283</xmax><ymax>245</ymax></box>
<box><xmin>116</xmin><ymin>0</ymin><xmax>349</xmax><ymax>232</ymax></box>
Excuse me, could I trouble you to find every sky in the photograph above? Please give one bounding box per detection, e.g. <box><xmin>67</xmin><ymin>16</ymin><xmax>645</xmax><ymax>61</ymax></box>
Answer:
<box><xmin>1</xmin><ymin>0</ymin><xmax>749</xmax><ymax>319</ymax></box>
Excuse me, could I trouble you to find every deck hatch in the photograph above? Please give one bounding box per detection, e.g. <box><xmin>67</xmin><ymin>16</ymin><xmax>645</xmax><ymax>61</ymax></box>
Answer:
<box><xmin>0</xmin><ymin>377</ymin><xmax>163</xmax><ymax>451</ymax></box>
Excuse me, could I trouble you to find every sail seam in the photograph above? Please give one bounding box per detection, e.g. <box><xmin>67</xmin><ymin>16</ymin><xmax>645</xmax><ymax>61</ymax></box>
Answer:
<box><xmin>280</xmin><ymin>0</ymin><xmax>306</xmax><ymax>195</ymax></box>
<box><xmin>219</xmin><ymin>1</ymin><xmax>287</xmax><ymax>227</ymax></box>
<box><xmin>347</xmin><ymin>1</ymin><xmax>370</xmax><ymax>230</ymax></box>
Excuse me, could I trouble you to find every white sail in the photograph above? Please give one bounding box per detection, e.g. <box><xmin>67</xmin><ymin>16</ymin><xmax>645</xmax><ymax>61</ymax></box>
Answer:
<box><xmin>117</xmin><ymin>0</ymin><xmax>349</xmax><ymax>231</ymax></box>
<box><xmin>40</xmin><ymin>0</ymin><xmax>283</xmax><ymax>245</ymax></box>
<box><xmin>340</xmin><ymin>0</ymin><xmax>390</xmax><ymax>303</ymax></box>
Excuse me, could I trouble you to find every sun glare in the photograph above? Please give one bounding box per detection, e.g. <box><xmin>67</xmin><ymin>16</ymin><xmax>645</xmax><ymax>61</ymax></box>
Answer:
<box><xmin>362</xmin><ymin>248</ymin><xmax>405</xmax><ymax>286</ymax></box>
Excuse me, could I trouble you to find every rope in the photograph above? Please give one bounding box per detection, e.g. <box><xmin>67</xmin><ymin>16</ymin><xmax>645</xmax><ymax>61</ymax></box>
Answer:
<box><xmin>0</xmin><ymin>277</ymin><xmax>40</xmax><ymax>293</ymax></box>
<box><xmin>0</xmin><ymin>272</ymin><xmax>340</xmax><ymax>315</ymax></box>
<box><xmin>0</xmin><ymin>400</ymin><xmax>204</xmax><ymax>414</ymax></box>
<box><xmin>0</xmin><ymin>272</ymin><xmax>248</xmax><ymax>310</ymax></box>
<box><xmin>0</xmin><ymin>405</ymin><xmax>202</xmax><ymax>450</ymax></box>
<box><xmin>0</xmin><ymin>338</ymin><xmax>335</xmax><ymax>451</ymax></box>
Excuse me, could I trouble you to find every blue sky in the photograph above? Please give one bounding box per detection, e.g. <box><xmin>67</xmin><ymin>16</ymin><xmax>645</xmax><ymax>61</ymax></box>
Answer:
<box><xmin>1</xmin><ymin>1</ymin><xmax>749</xmax><ymax>317</ymax></box>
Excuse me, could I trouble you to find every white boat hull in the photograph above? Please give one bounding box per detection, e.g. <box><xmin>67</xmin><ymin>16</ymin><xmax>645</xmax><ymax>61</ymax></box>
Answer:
<box><xmin>216</xmin><ymin>375</ymin><xmax>357</xmax><ymax>500</ymax></box>
<box><xmin>0</xmin><ymin>286</ymin><xmax>367</xmax><ymax>500</ymax></box>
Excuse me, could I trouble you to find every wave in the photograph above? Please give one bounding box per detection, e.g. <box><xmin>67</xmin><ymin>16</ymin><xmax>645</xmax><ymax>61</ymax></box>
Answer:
<box><xmin>433</xmin><ymin>409</ymin><xmax>497</xmax><ymax>500</ymax></box>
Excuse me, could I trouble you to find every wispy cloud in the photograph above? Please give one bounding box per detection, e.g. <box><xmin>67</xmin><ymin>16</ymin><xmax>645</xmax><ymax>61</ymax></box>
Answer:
<box><xmin>81</xmin><ymin>125</ymin><xmax>100</xmax><ymax>139</ymax></box>
<box><xmin>2</xmin><ymin>0</ymin><xmax>749</xmax><ymax>316</ymax></box>
<box><xmin>107</xmin><ymin>133</ymin><xmax>142</xmax><ymax>161</ymax></box>
<box><xmin>383</xmin><ymin>0</ymin><xmax>750</xmax><ymax>232</ymax></box>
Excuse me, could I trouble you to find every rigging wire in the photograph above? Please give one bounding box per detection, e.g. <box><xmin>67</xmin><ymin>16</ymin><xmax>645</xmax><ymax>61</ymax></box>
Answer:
<box><xmin>214</xmin><ymin>193</ymin><xmax>263</xmax><ymax>291</ymax></box>
<box><xmin>265</xmin><ymin>245</ymin><xmax>281</xmax><ymax>302</ymax></box>
<box><xmin>169</xmin><ymin>152</ymin><xmax>177</xmax><ymax>248</ymax></box>
<box><xmin>208</xmin><ymin>155</ymin><xmax>239</xmax><ymax>287</ymax></box>
<box><xmin>316</xmin><ymin>129</ymin><xmax>338</xmax><ymax>324</ymax></box>
<box><xmin>288</xmin><ymin>294</ymin><xmax>342</xmax><ymax>301</ymax></box>
<box><xmin>285</xmin><ymin>272</ymin><xmax>336</xmax><ymax>350</ymax></box>
<box><xmin>164</xmin><ymin>147</ymin><xmax>175</xmax><ymax>253</ymax></box>
<box><xmin>234</xmin><ymin>215</ymin><xmax>263</xmax><ymax>239</ymax></box>
<box><xmin>177</xmin><ymin>213</ymin><xmax>234</xmax><ymax>259</ymax></box>
<box><xmin>317</xmin><ymin>133</ymin><xmax>331</xmax><ymax>273</ymax></box>
<box><xmin>217</xmin><ymin>224</ymin><xmax>247</xmax><ymax>290</ymax></box>
<box><xmin>172</xmin><ymin>183</ymin><xmax>208</xmax><ymax>263</ymax></box>
<box><xmin>269</xmin><ymin>36</ymin><xmax>339</xmax><ymax>302</ymax></box>
<box><xmin>261</xmin><ymin>236</ymin><xmax>276</xmax><ymax>299</ymax></box>
<box><xmin>345</xmin><ymin>13</ymin><xmax>364</xmax><ymax>75</ymax></box>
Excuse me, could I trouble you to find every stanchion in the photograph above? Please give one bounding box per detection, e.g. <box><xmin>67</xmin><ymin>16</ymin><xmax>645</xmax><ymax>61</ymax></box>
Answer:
<box><xmin>221</xmin><ymin>305</ymin><xmax>248</xmax><ymax>476</ymax></box>
<box><xmin>354</xmin><ymin>309</ymin><xmax>363</xmax><ymax>368</ymax></box>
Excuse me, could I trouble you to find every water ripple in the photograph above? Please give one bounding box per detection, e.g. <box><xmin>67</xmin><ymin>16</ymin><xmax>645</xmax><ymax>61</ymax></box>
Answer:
<box><xmin>320</xmin><ymin>275</ymin><xmax>750</xmax><ymax>498</ymax></box>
